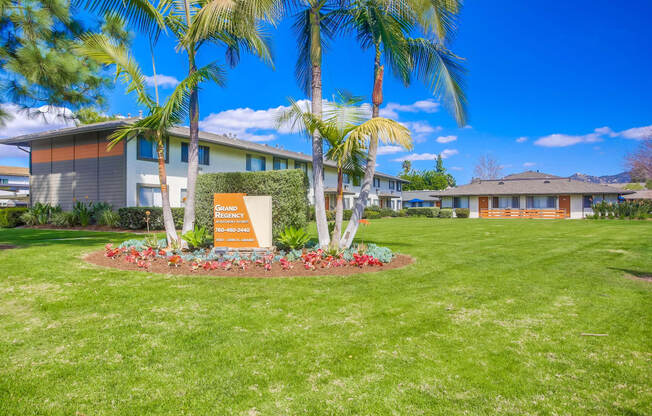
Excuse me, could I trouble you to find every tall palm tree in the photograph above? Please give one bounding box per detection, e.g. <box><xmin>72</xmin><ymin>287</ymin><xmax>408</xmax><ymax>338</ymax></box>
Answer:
<box><xmin>277</xmin><ymin>92</ymin><xmax>412</xmax><ymax>248</ymax></box>
<box><xmin>339</xmin><ymin>0</ymin><xmax>467</xmax><ymax>248</ymax></box>
<box><xmin>77</xmin><ymin>33</ymin><xmax>225</xmax><ymax>245</ymax></box>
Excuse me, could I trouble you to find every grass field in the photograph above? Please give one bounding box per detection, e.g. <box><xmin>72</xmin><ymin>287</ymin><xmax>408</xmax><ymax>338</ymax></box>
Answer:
<box><xmin>0</xmin><ymin>218</ymin><xmax>651</xmax><ymax>415</ymax></box>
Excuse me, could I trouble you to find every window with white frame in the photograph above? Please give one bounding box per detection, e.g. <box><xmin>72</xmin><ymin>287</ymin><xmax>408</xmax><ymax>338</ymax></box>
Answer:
<box><xmin>526</xmin><ymin>196</ymin><xmax>556</xmax><ymax>209</ymax></box>
<box><xmin>273</xmin><ymin>157</ymin><xmax>288</xmax><ymax>170</ymax></box>
<box><xmin>453</xmin><ymin>196</ymin><xmax>469</xmax><ymax>209</ymax></box>
<box><xmin>389</xmin><ymin>180</ymin><xmax>395</xmax><ymax>190</ymax></box>
<box><xmin>246</xmin><ymin>154</ymin><xmax>266</xmax><ymax>171</ymax></box>
<box><xmin>373</xmin><ymin>177</ymin><xmax>381</xmax><ymax>187</ymax></box>
<box><xmin>138</xmin><ymin>185</ymin><xmax>162</xmax><ymax>207</ymax></box>
<box><xmin>137</xmin><ymin>136</ymin><xmax>168</xmax><ymax>162</ymax></box>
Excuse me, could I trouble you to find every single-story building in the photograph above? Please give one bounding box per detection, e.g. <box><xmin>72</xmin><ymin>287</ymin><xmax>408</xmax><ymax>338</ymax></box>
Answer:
<box><xmin>0</xmin><ymin>119</ymin><xmax>407</xmax><ymax>211</ymax></box>
<box><xmin>432</xmin><ymin>171</ymin><xmax>635</xmax><ymax>219</ymax></box>
<box><xmin>0</xmin><ymin>165</ymin><xmax>29</xmax><ymax>207</ymax></box>
<box><xmin>402</xmin><ymin>190</ymin><xmax>441</xmax><ymax>208</ymax></box>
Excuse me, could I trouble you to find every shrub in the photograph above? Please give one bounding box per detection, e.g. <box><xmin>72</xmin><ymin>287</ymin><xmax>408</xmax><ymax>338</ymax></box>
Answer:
<box><xmin>182</xmin><ymin>225</ymin><xmax>211</xmax><ymax>249</ymax></box>
<box><xmin>91</xmin><ymin>202</ymin><xmax>113</xmax><ymax>223</ymax></box>
<box><xmin>51</xmin><ymin>211</ymin><xmax>76</xmax><ymax>227</ymax></box>
<box><xmin>343</xmin><ymin>209</ymin><xmax>352</xmax><ymax>220</ymax></box>
<box><xmin>26</xmin><ymin>202</ymin><xmax>57</xmax><ymax>225</ymax></box>
<box><xmin>97</xmin><ymin>209</ymin><xmax>120</xmax><ymax>227</ymax></box>
<box><xmin>195</xmin><ymin>170</ymin><xmax>309</xmax><ymax>239</ymax></box>
<box><xmin>0</xmin><ymin>207</ymin><xmax>27</xmax><ymax>228</ymax></box>
<box><xmin>365</xmin><ymin>211</ymin><xmax>381</xmax><ymax>219</ymax></box>
<box><xmin>379</xmin><ymin>208</ymin><xmax>394</xmax><ymax>218</ymax></box>
<box><xmin>118</xmin><ymin>207</ymin><xmax>185</xmax><ymax>230</ymax></box>
<box><xmin>72</xmin><ymin>201</ymin><xmax>93</xmax><ymax>226</ymax></box>
<box><xmin>276</xmin><ymin>226</ymin><xmax>310</xmax><ymax>250</ymax></box>
<box><xmin>20</xmin><ymin>210</ymin><xmax>39</xmax><ymax>225</ymax></box>
<box><xmin>439</xmin><ymin>208</ymin><xmax>453</xmax><ymax>218</ymax></box>
<box><xmin>406</xmin><ymin>207</ymin><xmax>439</xmax><ymax>217</ymax></box>
<box><xmin>455</xmin><ymin>208</ymin><xmax>470</xmax><ymax>218</ymax></box>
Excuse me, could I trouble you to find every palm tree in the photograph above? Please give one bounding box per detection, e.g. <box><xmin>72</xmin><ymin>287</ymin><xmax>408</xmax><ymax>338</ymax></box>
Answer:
<box><xmin>275</xmin><ymin>0</ymin><xmax>344</xmax><ymax>247</ymax></box>
<box><xmin>177</xmin><ymin>0</ymin><xmax>276</xmax><ymax>236</ymax></box>
<box><xmin>277</xmin><ymin>92</ymin><xmax>412</xmax><ymax>248</ymax></box>
<box><xmin>79</xmin><ymin>0</ymin><xmax>275</xmax><ymax>240</ymax></box>
<box><xmin>339</xmin><ymin>0</ymin><xmax>467</xmax><ymax>248</ymax></box>
<box><xmin>77</xmin><ymin>33</ymin><xmax>225</xmax><ymax>245</ymax></box>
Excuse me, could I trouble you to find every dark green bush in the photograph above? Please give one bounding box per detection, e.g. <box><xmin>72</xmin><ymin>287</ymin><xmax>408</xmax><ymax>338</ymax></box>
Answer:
<box><xmin>439</xmin><ymin>208</ymin><xmax>453</xmax><ymax>218</ymax></box>
<box><xmin>379</xmin><ymin>208</ymin><xmax>394</xmax><ymax>218</ymax></box>
<box><xmin>343</xmin><ymin>209</ymin><xmax>352</xmax><ymax>220</ymax></box>
<box><xmin>0</xmin><ymin>207</ymin><xmax>27</xmax><ymax>228</ymax></box>
<box><xmin>195</xmin><ymin>170</ymin><xmax>309</xmax><ymax>238</ymax></box>
<box><xmin>365</xmin><ymin>211</ymin><xmax>382</xmax><ymax>219</ymax></box>
<box><xmin>118</xmin><ymin>207</ymin><xmax>184</xmax><ymax>230</ymax></box>
<box><xmin>406</xmin><ymin>207</ymin><xmax>439</xmax><ymax>217</ymax></box>
<box><xmin>455</xmin><ymin>208</ymin><xmax>470</xmax><ymax>218</ymax></box>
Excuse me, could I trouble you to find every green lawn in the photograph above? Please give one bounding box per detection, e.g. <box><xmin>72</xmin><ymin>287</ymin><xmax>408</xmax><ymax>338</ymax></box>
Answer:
<box><xmin>0</xmin><ymin>219</ymin><xmax>650</xmax><ymax>415</ymax></box>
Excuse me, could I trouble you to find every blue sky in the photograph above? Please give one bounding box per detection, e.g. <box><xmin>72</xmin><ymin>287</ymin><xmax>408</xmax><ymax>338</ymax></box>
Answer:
<box><xmin>1</xmin><ymin>0</ymin><xmax>651</xmax><ymax>184</ymax></box>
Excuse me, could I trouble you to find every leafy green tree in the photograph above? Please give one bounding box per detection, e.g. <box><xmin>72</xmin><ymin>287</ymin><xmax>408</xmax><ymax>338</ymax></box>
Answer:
<box><xmin>0</xmin><ymin>0</ymin><xmax>112</xmax><ymax>125</ymax></box>
<box><xmin>340</xmin><ymin>0</ymin><xmax>467</xmax><ymax>248</ymax></box>
<box><xmin>74</xmin><ymin>107</ymin><xmax>118</xmax><ymax>125</ymax></box>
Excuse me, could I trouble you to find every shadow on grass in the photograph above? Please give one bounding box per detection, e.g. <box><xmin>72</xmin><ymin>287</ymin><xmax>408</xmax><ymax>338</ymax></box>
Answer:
<box><xmin>609</xmin><ymin>267</ymin><xmax>652</xmax><ymax>282</ymax></box>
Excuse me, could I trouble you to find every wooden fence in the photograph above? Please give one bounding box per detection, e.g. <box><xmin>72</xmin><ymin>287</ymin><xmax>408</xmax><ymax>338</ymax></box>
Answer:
<box><xmin>480</xmin><ymin>209</ymin><xmax>566</xmax><ymax>219</ymax></box>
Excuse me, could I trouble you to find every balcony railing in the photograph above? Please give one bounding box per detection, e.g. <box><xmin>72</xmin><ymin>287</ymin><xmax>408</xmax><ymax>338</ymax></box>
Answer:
<box><xmin>480</xmin><ymin>209</ymin><xmax>566</xmax><ymax>219</ymax></box>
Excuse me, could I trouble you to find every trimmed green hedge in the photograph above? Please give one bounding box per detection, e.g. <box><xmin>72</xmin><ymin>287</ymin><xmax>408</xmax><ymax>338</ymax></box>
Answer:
<box><xmin>439</xmin><ymin>208</ymin><xmax>453</xmax><ymax>218</ymax></box>
<box><xmin>365</xmin><ymin>211</ymin><xmax>382</xmax><ymax>219</ymax></box>
<box><xmin>118</xmin><ymin>207</ymin><xmax>184</xmax><ymax>230</ymax></box>
<box><xmin>455</xmin><ymin>208</ymin><xmax>470</xmax><ymax>218</ymax></box>
<box><xmin>0</xmin><ymin>207</ymin><xmax>28</xmax><ymax>228</ymax></box>
<box><xmin>406</xmin><ymin>207</ymin><xmax>440</xmax><ymax>217</ymax></box>
<box><xmin>195</xmin><ymin>170</ymin><xmax>309</xmax><ymax>238</ymax></box>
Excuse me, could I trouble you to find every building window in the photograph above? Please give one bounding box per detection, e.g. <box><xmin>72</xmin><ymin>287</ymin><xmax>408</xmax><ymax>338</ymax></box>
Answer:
<box><xmin>137</xmin><ymin>136</ymin><xmax>168</xmax><ymax>162</ymax></box>
<box><xmin>294</xmin><ymin>161</ymin><xmax>308</xmax><ymax>174</ymax></box>
<box><xmin>343</xmin><ymin>173</ymin><xmax>350</xmax><ymax>184</ymax></box>
<box><xmin>137</xmin><ymin>185</ymin><xmax>162</xmax><ymax>207</ymax></box>
<box><xmin>373</xmin><ymin>177</ymin><xmax>381</xmax><ymax>187</ymax></box>
<box><xmin>389</xmin><ymin>180</ymin><xmax>395</xmax><ymax>190</ymax></box>
<box><xmin>526</xmin><ymin>196</ymin><xmax>556</xmax><ymax>209</ymax></box>
<box><xmin>273</xmin><ymin>157</ymin><xmax>288</xmax><ymax>170</ymax></box>
<box><xmin>246</xmin><ymin>154</ymin><xmax>266</xmax><ymax>171</ymax></box>
<box><xmin>496</xmin><ymin>196</ymin><xmax>520</xmax><ymax>209</ymax></box>
<box><xmin>397</xmin><ymin>182</ymin><xmax>402</xmax><ymax>191</ymax></box>
<box><xmin>181</xmin><ymin>143</ymin><xmax>210</xmax><ymax>165</ymax></box>
<box><xmin>344</xmin><ymin>198</ymin><xmax>350</xmax><ymax>209</ymax></box>
<box><xmin>0</xmin><ymin>178</ymin><xmax>7</xmax><ymax>184</ymax></box>
<box><xmin>453</xmin><ymin>196</ymin><xmax>469</xmax><ymax>209</ymax></box>
<box><xmin>583</xmin><ymin>195</ymin><xmax>593</xmax><ymax>208</ymax></box>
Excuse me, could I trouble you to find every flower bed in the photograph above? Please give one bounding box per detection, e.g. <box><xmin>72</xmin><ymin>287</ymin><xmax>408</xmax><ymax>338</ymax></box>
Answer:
<box><xmin>85</xmin><ymin>239</ymin><xmax>412</xmax><ymax>277</ymax></box>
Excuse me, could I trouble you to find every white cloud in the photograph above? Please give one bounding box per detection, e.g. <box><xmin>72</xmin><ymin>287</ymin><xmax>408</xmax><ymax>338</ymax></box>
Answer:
<box><xmin>144</xmin><ymin>74</ymin><xmax>180</xmax><ymax>88</ymax></box>
<box><xmin>450</xmin><ymin>166</ymin><xmax>463</xmax><ymax>171</ymax></box>
<box><xmin>377</xmin><ymin>145</ymin><xmax>404</xmax><ymax>155</ymax></box>
<box><xmin>392</xmin><ymin>149</ymin><xmax>458</xmax><ymax>162</ymax></box>
<box><xmin>0</xmin><ymin>104</ymin><xmax>75</xmax><ymax>139</ymax></box>
<box><xmin>523</xmin><ymin>162</ymin><xmax>536</xmax><ymax>167</ymax></box>
<box><xmin>612</xmin><ymin>125</ymin><xmax>652</xmax><ymax>140</ymax></box>
<box><xmin>399</xmin><ymin>121</ymin><xmax>441</xmax><ymax>143</ymax></box>
<box><xmin>380</xmin><ymin>99</ymin><xmax>440</xmax><ymax>118</ymax></box>
<box><xmin>516</xmin><ymin>136</ymin><xmax>528</xmax><ymax>143</ymax></box>
<box><xmin>436</xmin><ymin>135</ymin><xmax>457</xmax><ymax>143</ymax></box>
<box><xmin>534</xmin><ymin>124</ymin><xmax>652</xmax><ymax>147</ymax></box>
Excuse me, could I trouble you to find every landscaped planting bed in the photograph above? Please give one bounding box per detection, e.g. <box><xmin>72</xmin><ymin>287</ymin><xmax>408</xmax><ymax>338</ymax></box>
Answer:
<box><xmin>84</xmin><ymin>239</ymin><xmax>412</xmax><ymax>277</ymax></box>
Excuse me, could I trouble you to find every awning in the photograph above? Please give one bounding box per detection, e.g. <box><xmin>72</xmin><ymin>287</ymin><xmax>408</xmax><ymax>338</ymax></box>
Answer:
<box><xmin>406</xmin><ymin>198</ymin><xmax>424</xmax><ymax>203</ymax></box>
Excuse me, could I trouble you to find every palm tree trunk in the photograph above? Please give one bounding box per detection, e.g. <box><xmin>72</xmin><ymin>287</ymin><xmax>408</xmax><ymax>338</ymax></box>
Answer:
<box><xmin>157</xmin><ymin>138</ymin><xmax>179</xmax><ymax>246</ymax></box>
<box><xmin>309</xmin><ymin>7</ymin><xmax>330</xmax><ymax>248</ymax></box>
<box><xmin>332</xmin><ymin>168</ymin><xmax>344</xmax><ymax>248</ymax></box>
<box><xmin>340</xmin><ymin>46</ymin><xmax>383</xmax><ymax>248</ymax></box>
<box><xmin>181</xmin><ymin>0</ymin><xmax>198</xmax><ymax>236</ymax></box>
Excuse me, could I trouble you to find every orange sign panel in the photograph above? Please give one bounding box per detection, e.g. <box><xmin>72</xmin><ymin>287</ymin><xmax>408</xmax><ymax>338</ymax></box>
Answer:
<box><xmin>213</xmin><ymin>193</ymin><xmax>259</xmax><ymax>248</ymax></box>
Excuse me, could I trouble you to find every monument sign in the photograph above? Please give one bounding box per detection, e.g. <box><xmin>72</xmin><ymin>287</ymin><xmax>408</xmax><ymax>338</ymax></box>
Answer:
<box><xmin>213</xmin><ymin>193</ymin><xmax>272</xmax><ymax>248</ymax></box>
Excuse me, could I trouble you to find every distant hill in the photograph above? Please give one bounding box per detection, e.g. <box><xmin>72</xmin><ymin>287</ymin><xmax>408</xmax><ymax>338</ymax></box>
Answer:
<box><xmin>570</xmin><ymin>172</ymin><xmax>631</xmax><ymax>184</ymax></box>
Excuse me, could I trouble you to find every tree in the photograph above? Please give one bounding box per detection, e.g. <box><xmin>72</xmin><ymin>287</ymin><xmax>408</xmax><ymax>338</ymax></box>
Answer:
<box><xmin>78</xmin><ymin>33</ymin><xmax>224</xmax><ymax>246</ymax></box>
<box><xmin>340</xmin><ymin>0</ymin><xmax>467</xmax><ymax>248</ymax></box>
<box><xmin>626</xmin><ymin>139</ymin><xmax>652</xmax><ymax>181</ymax></box>
<box><xmin>473</xmin><ymin>154</ymin><xmax>503</xmax><ymax>180</ymax></box>
<box><xmin>0</xmin><ymin>0</ymin><xmax>113</xmax><ymax>126</ymax></box>
<box><xmin>81</xmin><ymin>0</ymin><xmax>275</xmax><ymax>239</ymax></box>
<box><xmin>278</xmin><ymin>92</ymin><xmax>411</xmax><ymax>248</ymax></box>
<box><xmin>399</xmin><ymin>154</ymin><xmax>456</xmax><ymax>191</ymax></box>
<box><xmin>401</xmin><ymin>160</ymin><xmax>411</xmax><ymax>174</ymax></box>
<box><xmin>74</xmin><ymin>107</ymin><xmax>118</xmax><ymax>125</ymax></box>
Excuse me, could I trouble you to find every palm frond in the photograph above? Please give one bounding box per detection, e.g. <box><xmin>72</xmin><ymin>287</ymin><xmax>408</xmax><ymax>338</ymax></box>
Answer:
<box><xmin>408</xmin><ymin>37</ymin><xmax>467</xmax><ymax>126</ymax></box>
<box><xmin>75</xmin><ymin>33</ymin><xmax>155</xmax><ymax>109</ymax></box>
<box><xmin>349</xmin><ymin>117</ymin><xmax>413</xmax><ymax>149</ymax></box>
<box><xmin>74</xmin><ymin>0</ymin><xmax>167</xmax><ymax>36</ymax></box>
<box><xmin>275</xmin><ymin>97</ymin><xmax>321</xmax><ymax>138</ymax></box>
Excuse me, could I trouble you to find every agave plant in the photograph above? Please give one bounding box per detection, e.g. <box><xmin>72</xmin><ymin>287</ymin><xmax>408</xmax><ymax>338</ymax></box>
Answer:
<box><xmin>276</xmin><ymin>226</ymin><xmax>311</xmax><ymax>250</ymax></box>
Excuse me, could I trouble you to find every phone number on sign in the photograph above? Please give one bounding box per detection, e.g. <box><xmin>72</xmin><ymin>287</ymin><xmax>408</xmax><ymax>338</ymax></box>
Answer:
<box><xmin>215</xmin><ymin>227</ymin><xmax>251</xmax><ymax>233</ymax></box>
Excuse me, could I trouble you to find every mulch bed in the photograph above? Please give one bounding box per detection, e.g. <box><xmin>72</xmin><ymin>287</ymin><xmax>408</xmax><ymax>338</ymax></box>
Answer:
<box><xmin>0</xmin><ymin>244</ymin><xmax>16</xmax><ymax>250</ymax></box>
<box><xmin>624</xmin><ymin>274</ymin><xmax>652</xmax><ymax>283</ymax></box>
<box><xmin>84</xmin><ymin>250</ymin><xmax>414</xmax><ymax>278</ymax></box>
